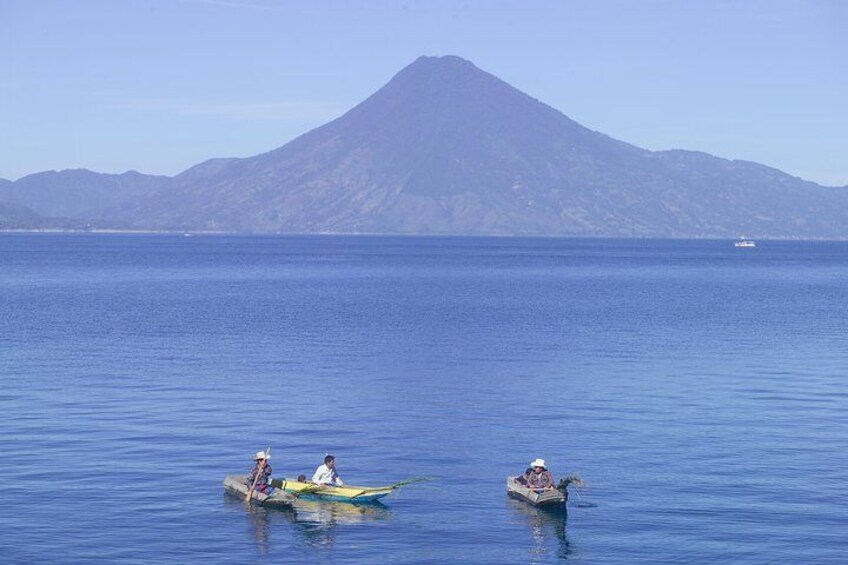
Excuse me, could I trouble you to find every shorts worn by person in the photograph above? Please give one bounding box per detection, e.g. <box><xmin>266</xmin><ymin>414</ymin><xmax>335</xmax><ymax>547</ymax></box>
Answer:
<box><xmin>312</xmin><ymin>454</ymin><xmax>344</xmax><ymax>486</ymax></box>
<box><xmin>247</xmin><ymin>450</ymin><xmax>275</xmax><ymax>494</ymax></box>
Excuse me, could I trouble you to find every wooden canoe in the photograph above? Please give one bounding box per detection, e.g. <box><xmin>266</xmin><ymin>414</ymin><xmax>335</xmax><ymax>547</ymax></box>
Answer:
<box><xmin>271</xmin><ymin>478</ymin><xmax>394</xmax><ymax>503</ymax></box>
<box><xmin>506</xmin><ymin>476</ymin><xmax>567</xmax><ymax>507</ymax></box>
<box><xmin>223</xmin><ymin>475</ymin><xmax>296</xmax><ymax>508</ymax></box>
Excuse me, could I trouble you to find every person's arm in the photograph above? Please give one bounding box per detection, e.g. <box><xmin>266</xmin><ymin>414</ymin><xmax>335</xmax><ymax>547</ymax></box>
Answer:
<box><xmin>312</xmin><ymin>466</ymin><xmax>325</xmax><ymax>484</ymax></box>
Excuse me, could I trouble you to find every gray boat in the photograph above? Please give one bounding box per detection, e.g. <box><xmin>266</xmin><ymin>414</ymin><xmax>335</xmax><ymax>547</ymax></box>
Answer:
<box><xmin>506</xmin><ymin>476</ymin><xmax>567</xmax><ymax>508</ymax></box>
<box><xmin>223</xmin><ymin>475</ymin><xmax>297</xmax><ymax>508</ymax></box>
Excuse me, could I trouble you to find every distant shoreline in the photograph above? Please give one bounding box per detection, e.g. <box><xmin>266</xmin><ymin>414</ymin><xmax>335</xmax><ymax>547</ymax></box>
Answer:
<box><xmin>0</xmin><ymin>229</ymin><xmax>845</xmax><ymax>242</ymax></box>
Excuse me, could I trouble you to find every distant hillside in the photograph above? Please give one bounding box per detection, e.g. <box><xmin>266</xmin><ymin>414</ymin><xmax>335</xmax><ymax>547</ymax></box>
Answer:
<box><xmin>0</xmin><ymin>201</ymin><xmax>42</xmax><ymax>228</ymax></box>
<box><xmin>3</xmin><ymin>55</ymin><xmax>847</xmax><ymax>238</ymax></box>
<box><xmin>0</xmin><ymin>169</ymin><xmax>168</xmax><ymax>220</ymax></box>
<box><xmin>0</xmin><ymin>201</ymin><xmax>83</xmax><ymax>230</ymax></box>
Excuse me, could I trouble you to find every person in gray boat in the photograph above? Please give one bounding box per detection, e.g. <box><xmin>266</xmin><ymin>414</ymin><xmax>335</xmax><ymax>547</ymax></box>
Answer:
<box><xmin>516</xmin><ymin>467</ymin><xmax>534</xmax><ymax>486</ymax></box>
<box><xmin>526</xmin><ymin>458</ymin><xmax>556</xmax><ymax>490</ymax></box>
<box><xmin>247</xmin><ymin>450</ymin><xmax>275</xmax><ymax>494</ymax></box>
<box><xmin>312</xmin><ymin>454</ymin><xmax>344</xmax><ymax>486</ymax></box>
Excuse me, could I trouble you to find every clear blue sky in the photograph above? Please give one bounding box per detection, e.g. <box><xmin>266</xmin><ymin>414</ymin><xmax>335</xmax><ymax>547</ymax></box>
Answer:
<box><xmin>2</xmin><ymin>0</ymin><xmax>846</xmax><ymax>185</ymax></box>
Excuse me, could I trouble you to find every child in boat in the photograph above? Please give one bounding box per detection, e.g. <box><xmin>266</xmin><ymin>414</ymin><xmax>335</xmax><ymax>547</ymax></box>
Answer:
<box><xmin>312</xmin><ymin>454</ymin><xmax>344</xmax><ymax>486</ymax></box>
<box><xmin>247</xmin><ymin>450</ymin><xmax>275</xmax><ymax>494</ymax></box>
<box><xmin>527</xmin><ymin>458</ymin><xmax>555</xmax><ymax>490</ymax></box>
<box><xmin>516</xmin><ymin>467</ymin><xmax>533</xmax><ymax>486</ymax></box>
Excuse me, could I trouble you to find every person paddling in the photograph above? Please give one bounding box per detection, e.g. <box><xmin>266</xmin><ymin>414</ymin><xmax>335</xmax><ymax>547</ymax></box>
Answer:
<box><xmin>247</xmin><ymin>450</ymin><xmax>275</xmax><ymax>495</ymax></box>
<box><xmin>527</xmin><ymin>458</ymin><xmax>555</xmax><ymax>490</ymax></box>
<box><xmin>312</xmin><ymin>454</ymin><xmax>344</xmax><ymax>486</ymax></box>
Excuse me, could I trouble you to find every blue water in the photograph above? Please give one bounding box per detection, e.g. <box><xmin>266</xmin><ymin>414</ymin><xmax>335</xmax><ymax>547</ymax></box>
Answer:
<box><xmin>1</xmin><ymin>234</ymin><xmax>846</xmax><ymax>564</ymax></box>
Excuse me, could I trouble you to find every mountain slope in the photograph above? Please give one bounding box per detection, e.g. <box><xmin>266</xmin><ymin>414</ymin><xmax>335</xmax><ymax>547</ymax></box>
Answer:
<box><xmin>106</xmin><ymin>56</ymin><xmax>657</xmax><ymax>233</ymax></box>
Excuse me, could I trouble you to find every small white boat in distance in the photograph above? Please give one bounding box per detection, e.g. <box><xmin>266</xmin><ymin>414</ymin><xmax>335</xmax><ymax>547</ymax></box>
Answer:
<box><xmin>734</xmin><ymin>239</ymin><xmax>756</xmax><ymax>248</ymax></box>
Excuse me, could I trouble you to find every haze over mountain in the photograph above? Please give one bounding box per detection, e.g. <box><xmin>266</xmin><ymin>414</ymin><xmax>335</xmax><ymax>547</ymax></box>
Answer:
<box><xmin>3</xmin><ymin>55</ymin><xmax>846</xmax><ymax>238</ymax></box>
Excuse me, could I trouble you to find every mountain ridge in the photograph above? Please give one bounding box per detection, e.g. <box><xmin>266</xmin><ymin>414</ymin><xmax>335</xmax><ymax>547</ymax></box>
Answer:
<box><xmin>2</xmin><ymin>55</ymin><xmax>846</xmax><ymax>238</ymax></box>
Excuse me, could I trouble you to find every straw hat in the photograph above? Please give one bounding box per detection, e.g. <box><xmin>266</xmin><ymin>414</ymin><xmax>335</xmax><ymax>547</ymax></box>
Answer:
<box><xmin>529</xmin><ymin>458</ymin><xmax>546</xmax><ymax>469</ymax></box>
<box><xmin>254</xmin><ymin>451</ymin><xmax>271</xmax><ymax>460</ymax></box>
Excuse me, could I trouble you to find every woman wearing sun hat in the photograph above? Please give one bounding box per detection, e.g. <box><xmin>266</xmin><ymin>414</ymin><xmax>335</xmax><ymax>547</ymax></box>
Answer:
<box><xmin>527</xmin><ymin>458</ymin><xmax>555</xmax><ymax>490</ymax></box>
<box><xmin>247</xmin><ymin>450</ymin><xmax>275</xmax><ymax>495</ymax></box>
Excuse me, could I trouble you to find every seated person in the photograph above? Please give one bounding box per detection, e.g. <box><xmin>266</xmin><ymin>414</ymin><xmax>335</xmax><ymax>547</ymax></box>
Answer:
<box><xmin>312</xmin><ymin>454</ymin><xmax>344</xmax><ymax>486</ymax></box>
<box><xmin>527</xmin><ymin>458</ymin><xmax>555</xmax><ymax>490</ymax></box>
<box><xmin>247</xmin><ymin>450</ymin><xmax>275</xmax><ymax>494</ymax></box>
<box><xmin>296</xmin><ymin>474</ymin><xmax>308</xmax><ymax>483</ymax></box>
<box><xmin>516</xmin><ymin>467</ymin><xmax>533</xmax><ymax>486</ymax></box>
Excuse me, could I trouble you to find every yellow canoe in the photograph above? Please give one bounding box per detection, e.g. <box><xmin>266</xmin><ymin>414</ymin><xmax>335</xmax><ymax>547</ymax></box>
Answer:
<box><xmin>271</xmin><ymin>477</ymin><xmax>429</xmax><ymax>502</ymax></box>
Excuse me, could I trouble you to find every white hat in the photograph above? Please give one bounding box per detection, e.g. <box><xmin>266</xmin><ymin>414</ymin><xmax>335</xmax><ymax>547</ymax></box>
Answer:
<box><xmin>254</xmin><ymin>451</ymin><xmax>271</xmax><ymax>460</ymax></box>
<box><xmin>530</xmin><ymin>458</ymin><xmax>546</xmax><ymax>468</ymax></box>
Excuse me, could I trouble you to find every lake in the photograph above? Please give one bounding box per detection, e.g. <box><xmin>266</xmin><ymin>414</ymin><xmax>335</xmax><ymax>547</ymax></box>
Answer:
<box><xmin>1</xmin><ymin>234</ymin><xmax>846</xmax><ymax>563</ymax></box>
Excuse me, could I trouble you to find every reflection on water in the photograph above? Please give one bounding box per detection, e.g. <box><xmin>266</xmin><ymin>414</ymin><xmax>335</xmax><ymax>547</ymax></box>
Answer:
<box><xmin>293</xmin><ymin>497</ymin><xmax>392</xmax><ymax>526</ymax></box>
<box><xmin>292</xmin><ymin>498</ymin><xmax>392</xmax><ymax>548</ymax></box>
<box><xmin>223</xmin><ymin>494</ymin><xmax>297</xmax><ymax>555</ymax></box>
<box><xmin>223</xmin><ymin>492</ymin><xmax>391</xmax><ymax>552</ymax></box>
<box><xmin>507</xmin><ymin>499</ymin><xmax>572</xmax><ymax>561</ymax></box>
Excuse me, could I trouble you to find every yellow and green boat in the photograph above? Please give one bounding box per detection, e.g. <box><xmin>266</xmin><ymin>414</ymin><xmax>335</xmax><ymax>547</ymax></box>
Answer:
<box><xmin>270</xmin><ymin>477</ymin><xmax>428</xmax><ymax>503</ymax></box>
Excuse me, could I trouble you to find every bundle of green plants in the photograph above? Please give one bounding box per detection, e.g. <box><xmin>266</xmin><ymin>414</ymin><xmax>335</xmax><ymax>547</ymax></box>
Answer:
<box><xmin>557</xmin><ymin>474</ymin><xmax>587</xmax><ymax>490</ymax></box>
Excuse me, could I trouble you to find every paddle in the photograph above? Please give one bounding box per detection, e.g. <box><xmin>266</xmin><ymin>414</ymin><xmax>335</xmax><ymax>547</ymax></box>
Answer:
<box><xmin>348</xmin><ymin>476</ymin><xmax>434</xmax><ymax>500</ymax></box>
<box><xmin>245</xmin><ymin>446</ymin><xmax>271</xmax><ymax>503</ymax></box>
<box><xmin>386</xmin><ymin>476</ymin><xmax>434</xmax><ymax>489</ymax></box>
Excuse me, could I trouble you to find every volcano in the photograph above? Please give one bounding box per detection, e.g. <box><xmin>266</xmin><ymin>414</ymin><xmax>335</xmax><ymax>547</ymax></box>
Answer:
<box><xmin>4</xmin><ymin>55</ymin><xmax>847</xmax><ymax>237</ymax></box>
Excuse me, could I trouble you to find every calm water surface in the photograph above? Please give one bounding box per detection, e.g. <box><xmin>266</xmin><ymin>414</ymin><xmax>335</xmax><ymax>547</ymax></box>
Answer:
<box><xmin>0</xmin><ymin>234</ymin><xmax>846</xmax><ymax>563</ymax></box>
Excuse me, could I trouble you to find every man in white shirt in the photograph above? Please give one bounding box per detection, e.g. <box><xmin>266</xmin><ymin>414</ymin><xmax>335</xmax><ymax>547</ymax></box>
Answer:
<box><xmin>312</xmin><ymin>454</ymin><xmax>344</xmax><ymax>486</ymax></box>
